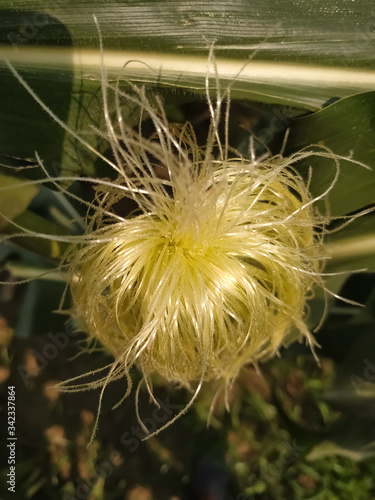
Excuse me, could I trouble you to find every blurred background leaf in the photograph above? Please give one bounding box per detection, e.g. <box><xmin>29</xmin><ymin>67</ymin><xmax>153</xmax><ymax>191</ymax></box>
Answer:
<box><xmin>0</xmin><ymin>173</ymin><xmax>40</xmax><ymax>229</ymax></box>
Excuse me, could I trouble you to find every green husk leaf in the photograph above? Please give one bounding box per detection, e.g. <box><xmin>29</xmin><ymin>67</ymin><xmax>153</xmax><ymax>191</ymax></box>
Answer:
<box><xmin>286</xmin><ymin>92</ymin><xmax>375</xmax><ymax>217</ymax></box>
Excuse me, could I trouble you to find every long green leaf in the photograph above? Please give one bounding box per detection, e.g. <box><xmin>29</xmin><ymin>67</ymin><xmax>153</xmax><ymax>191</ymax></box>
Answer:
<box><xmin>1</xmin><ymin>0</ymin><xmax>375</xmax><ymax>109</ymax></box>
<box><xmin>286</xmin><ymin>92</ymin><xmax>375</xmax><ymax>217</ymax></box>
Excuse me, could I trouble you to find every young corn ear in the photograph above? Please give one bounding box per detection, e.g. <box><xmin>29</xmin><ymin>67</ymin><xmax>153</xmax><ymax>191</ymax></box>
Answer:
<box><xmin>5</xmin><ymin>36</ymin><xmax>365</xmax><ymax>438</ymax></box>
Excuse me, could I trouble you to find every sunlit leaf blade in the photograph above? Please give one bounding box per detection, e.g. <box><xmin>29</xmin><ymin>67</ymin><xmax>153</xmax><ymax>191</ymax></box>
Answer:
<box><xmin>1</xmin><ymin>0</ymin><xmax>375</xmax><ymax>66</ymax></box>
<box><xmin>1</xmin><ymin>0</ymin><xmax>375</xmax><ymax>110</ymax></box>
<box><xmin>2</xmin><ymin>45</ymin><xmax>375</xmax><ymax>111</ymax></box>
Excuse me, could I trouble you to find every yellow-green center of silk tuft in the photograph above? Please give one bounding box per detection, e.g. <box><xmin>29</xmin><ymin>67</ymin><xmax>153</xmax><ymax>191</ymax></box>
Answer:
<box><xmin>68</xmin><ymin>158</ymin><xmax>322</xmax><ymax>385</ymax></box>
